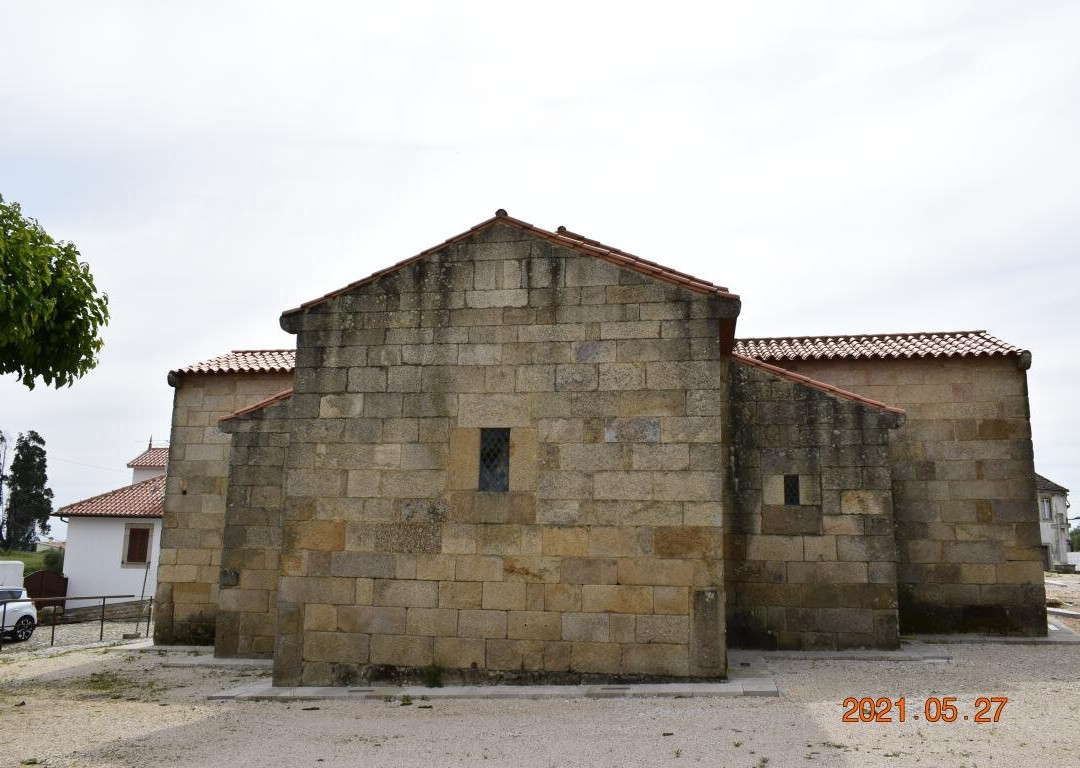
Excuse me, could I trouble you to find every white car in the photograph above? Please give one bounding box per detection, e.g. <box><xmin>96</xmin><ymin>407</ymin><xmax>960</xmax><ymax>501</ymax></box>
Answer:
<box><xmin>0</xmin><ymin>587</ymin><xmax>37</xmax><ymax>642</ymax></box>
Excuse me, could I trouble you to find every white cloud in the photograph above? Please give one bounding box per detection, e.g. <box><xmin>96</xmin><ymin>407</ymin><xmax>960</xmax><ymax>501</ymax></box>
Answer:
<box><xmin>1</xmin><ymin>0</ymin><xmax>1077</xmax><ymax>518</ymax></box>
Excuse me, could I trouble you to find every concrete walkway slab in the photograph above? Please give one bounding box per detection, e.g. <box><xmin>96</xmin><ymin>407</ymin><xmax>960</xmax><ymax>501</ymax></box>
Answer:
<box><xmin>906</xmin><ymin>619</ymin><xmax>1080</xmax><ymax>645</ymax></box>
<box><xmin>732</xmin><ymin>647</ymin><xmax>952</xmax><ymax>663</ymax></box>
<box><xmin>104</xmin><ymin>642</ymin><xmax>208</xmax><ymax>654</ymax></box>
<box><xmin>1048</xmin><ymin>607</ymin><xmax>1080</xmax><ymax>618</ymax></box>
<box><xmin>208</xmin><ymin>672</ymin><xmax>777</xmax><ymax>702</ymax></box>
<box><xmin>163</xmin><ymin>656</ymin><xmax>273</xmax><ymax>670</ymax></box>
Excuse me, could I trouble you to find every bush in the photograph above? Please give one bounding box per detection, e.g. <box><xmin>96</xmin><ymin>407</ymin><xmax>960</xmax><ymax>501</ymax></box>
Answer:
<box><xmin>42</xmin><ymin>548</ymin><xmax>63</xmax><ymax>573</ymax></box>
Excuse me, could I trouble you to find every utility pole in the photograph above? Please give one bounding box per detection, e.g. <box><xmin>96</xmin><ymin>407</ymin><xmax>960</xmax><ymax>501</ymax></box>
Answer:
<box><xmin>0</xmin><ymin>431</ymin><xmax>7</xmax><ymax>548</ymax></box>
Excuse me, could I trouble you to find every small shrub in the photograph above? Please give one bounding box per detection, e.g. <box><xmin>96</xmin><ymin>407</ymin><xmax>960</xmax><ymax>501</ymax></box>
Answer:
<box><xmin>43</xmin><ymin>549</ymin><xmax>64</xmax><ymax>573</ymax></box>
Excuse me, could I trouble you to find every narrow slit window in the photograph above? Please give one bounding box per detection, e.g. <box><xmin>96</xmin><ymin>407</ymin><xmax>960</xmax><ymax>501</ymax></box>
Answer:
<box><xmin>783</xmin><ymin>475</ymin><xmax>800</xmax><ymax>506</ymax></box>
<box><xmin>478</xmin><ymin>428</ymin><xmax>511</xmax><ymax>492</ymax></box>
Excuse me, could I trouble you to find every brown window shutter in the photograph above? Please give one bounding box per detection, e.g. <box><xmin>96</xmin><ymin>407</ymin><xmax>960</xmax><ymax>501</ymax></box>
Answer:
<box><xmin>127</xmin><ymin>528</ymin><xmax>150</xmax><ymax>563</ymax></box>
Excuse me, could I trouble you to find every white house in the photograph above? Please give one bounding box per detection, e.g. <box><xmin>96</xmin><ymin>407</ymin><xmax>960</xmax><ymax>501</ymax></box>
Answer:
<box><xmin>55</xmin><ymin>447</ymin><xmax>167</xmax><ymax>608</ymax></box>
<box><xmin>1036</xmin><ymin>473</ymin><xmax>1070</xmax><ymax>570</ymax></box>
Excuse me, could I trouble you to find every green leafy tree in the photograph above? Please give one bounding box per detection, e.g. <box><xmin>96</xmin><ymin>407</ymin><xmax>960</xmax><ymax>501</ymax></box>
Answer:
<box><xmin>1</xmin><ymin>431</ymin><xmax>54</xmax><ymax>550</ymax></box>
<box><xmin>1070</xmin><ymin>526</ymin><xmax>1080</xmax><ymax>553</ymax></box>
<box><xmin>0</xmin><ymin>194</ymin><xmax>110</xmax><ymax>389</ymax></box>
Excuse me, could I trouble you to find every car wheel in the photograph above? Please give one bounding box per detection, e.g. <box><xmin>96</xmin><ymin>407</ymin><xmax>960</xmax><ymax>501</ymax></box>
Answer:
<box><xmin>12</xmin><ymin>616</ymin><xmax>34</xmax><ymax>642</ymax></box>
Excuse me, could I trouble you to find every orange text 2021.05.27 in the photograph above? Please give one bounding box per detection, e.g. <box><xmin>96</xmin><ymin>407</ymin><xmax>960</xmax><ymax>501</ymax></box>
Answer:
<box><xmin>842</xmin><ymin>697</ymin><xmax>1008</xmax><ymax>723</ymax></box>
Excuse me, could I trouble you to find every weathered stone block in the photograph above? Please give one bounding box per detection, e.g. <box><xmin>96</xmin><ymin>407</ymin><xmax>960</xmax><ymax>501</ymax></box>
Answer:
<box><xmin>581</xmin><ymin>585</ymin><xmax>653</xmax><ymax>614</ymax></box>
<box><xmin>617</xmin><ymin>558</ymin><xmax>694</xmax><ymax>586</ymax></box>
<box><xmin>636</xmin><ymin>615</ymin><xmax>689</xmax><ymax>644</ymax></box>
<box><xmin>458</xmin><ymin>609</ymin><xmax>508</xmax><ymax>639</ymax></box>
<box><xmin>570</xmin><ymin>642</ymin><xmax>621</xmax><ymax>674</ymax></box>
<box><xmin>541</xmin><ymin>526</ymin><xmax>589</xmax><ymax>556</ymax></box>
<box><xmin>482</xmin><ymin>581</ymin><xmax>527</xmax><ymax>611</ymax></box>
<box><xmin>562</xmin><ymin>612</ymin><xmax>610</xmax><ymax>642</ymax></box>
<box><xmin>621</xmin><ymin>643</ymin><xmax>688</xmax><ymax>676</ymax></box>
<box><xmin>337</xmin><ymin>605</ymin><xmax>405</xmax><ymax>635</ymax></box>
<box><xmin>653</xmin><ymin>586</ymin><xmax>689</xmax><ymax>615</ymax></box>
<box><xmin>434</xmin><ymin>637</ymin><xmax>486</xmax><ymax>669</ymax></box>
<box><xmin>507</xmin><ymin>611</ymin><xmax>562</xmax><ymax>641</ymax></box>
<box><xmin>372</xmin><ymin>579</ymin><xmax>439</xmax><ymax>608</ymax></box>
<box><xmin>455</xmin><ymin>555</ymin><xmax>504</xmax><ymax>582</ymax></box>
<box><xmin>369</xmin><ymin>634</ymin><xmax>433</xmax><ymax>667</ymax></box>
<box><xmin>303</xmin><ymin>631</ymin><xmax>369</xmax><ymax>663</ymax></box>
<box><xmin>438</xmin><ymin>580</ymin><xmax>483</xmax><ymax>609</ymax></box>
<box><xmin>405</xmin><ymin>607</ymin><xmax>458</xmax><ymax>636</ymax></box>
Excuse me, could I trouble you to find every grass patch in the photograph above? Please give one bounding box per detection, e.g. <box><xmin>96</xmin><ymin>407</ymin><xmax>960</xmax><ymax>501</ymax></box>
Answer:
<box><xmin>0</xmin><ymin>550</ymin><xmax>47</xmax><ymax>573</ymax></box>
<box><xmin>77</xmin><ymin>670</ymin><xmax>167</xmax><ymax>701</ymax></box>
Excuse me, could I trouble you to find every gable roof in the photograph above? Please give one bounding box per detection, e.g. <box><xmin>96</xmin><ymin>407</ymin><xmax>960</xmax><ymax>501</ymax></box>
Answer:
<box><xmin>282</xmin><ymin>209</ymin><xmax>738</xmax><ymax>318</ymax></box>
<box><xmin>56</xmin><ymin>474</ymin><xmax>165</xmax><ymax>518</ymax></box>
<box><xmin>734</xmin><ymin>330</ymin><xmax>1025</xmax><ymax>364</ymax></box>
<box><xmin>126</xmin><ymin>446</ymin><xmax>169</xmax><ymax>468</ymax></box>
<box><xmin>1036</xmin><ymin>473</ymin><xmax>1069</xmax><ymax>495</ymax></box>
<box><xmin>171</xmin><ymin>349</ymin><xmax>296</xmax><ymax>377</ymax></box>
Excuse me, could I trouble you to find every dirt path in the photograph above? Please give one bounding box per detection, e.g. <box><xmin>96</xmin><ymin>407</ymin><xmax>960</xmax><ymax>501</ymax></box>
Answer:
<box><xmin>1</xmin><ymin>640</ymin><xmax>1078</xmax><ymax>767</ymax></box>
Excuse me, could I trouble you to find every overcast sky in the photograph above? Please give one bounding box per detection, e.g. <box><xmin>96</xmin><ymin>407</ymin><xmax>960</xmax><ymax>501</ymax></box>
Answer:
<box><xmin>1</xmin><ymin>1</ymin><xmax>1077</xmax><ymax>539</ymax></box>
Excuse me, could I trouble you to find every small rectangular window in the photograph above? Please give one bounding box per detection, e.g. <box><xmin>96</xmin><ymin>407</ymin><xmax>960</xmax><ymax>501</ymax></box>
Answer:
<box><xmin>783</xmin><ymin>475</ymin><xmax>800</xmax><ymax>506</ymax></box>
<box><xmin>1040</xmin><ymin>497</ymin><xmax>1052</xmax><ymax>520</ymax></box>
<box><xmin>125</xmin><ymin>527</ymin><xmax>151</xmax><ymax>564</ymax></box>
<box><xmin>478</xmin><ymin>428</ymin><xmax>511</xmax><ymax>492</ymax></box>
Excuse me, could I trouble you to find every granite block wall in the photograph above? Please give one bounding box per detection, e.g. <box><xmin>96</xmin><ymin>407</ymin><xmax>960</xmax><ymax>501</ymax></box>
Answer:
<box><xmin>727</xmin><ymin>359</ymin><xmax>904</xmax><ymax>650</ymax></box>
<box><xmin>215</xmin><ymin>394</ymin><xmax>293</xmax><ymax>658</ymax></box>
<box><xmin>775</xmin><ymin>357</ymin><xmax>1045</xmax><ymax>635</ymax></box>
<box><xmin>270</xmin><ymin>221</ymin><xmax>740</xmax><ymax>684</ymax></box>
<box><xmin>154</xmin><ymin>371</ymin><xmax>293</xmax><ymax>644</ymax></box>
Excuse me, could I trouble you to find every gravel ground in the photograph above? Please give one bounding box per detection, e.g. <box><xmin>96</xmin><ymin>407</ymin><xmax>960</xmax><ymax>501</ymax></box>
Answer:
<box><xmin>2</xmin><ymin>637</ymin><xmax>1078</xmax><ymax>768</ymax></box>
<box><xmin>1</xmin><ymin>619</ymin><xmax>149</xmax><ymax>655</ymax></box>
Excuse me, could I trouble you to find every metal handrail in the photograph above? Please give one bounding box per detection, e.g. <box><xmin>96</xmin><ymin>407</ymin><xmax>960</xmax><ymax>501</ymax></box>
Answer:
<box><xmin>0</xmin><ymin>594</ymin><xmax>136</xmax><ymax>604</ymax></box>
<box><xmin>0</xmin><ymin>593</ymin><xmax>147</xmax><ymax>651</ymax></box>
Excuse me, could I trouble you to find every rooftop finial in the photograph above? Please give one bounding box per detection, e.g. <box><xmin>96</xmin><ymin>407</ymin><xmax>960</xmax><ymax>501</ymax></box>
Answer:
<box><xmin>557</xmin><ymin>225</ymin><xmax>567</xmax><ymax>233</ymax></box>
<box><xmin>495</xmin><ymin>208</ymin><xmax>507</xmax><ymax>217</ymax></box>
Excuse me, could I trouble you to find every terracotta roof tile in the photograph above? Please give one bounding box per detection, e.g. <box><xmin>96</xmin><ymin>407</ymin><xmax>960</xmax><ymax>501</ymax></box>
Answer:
<box><xmin>282</xmin><ymin>210</ymin><xmax>737</xmax><ymax>317</ymax></box>
<box><xmin>734</xmin><ymin>330</ymin><xmax>1025</xmax><ymax>363</ymax></box>
<box><xmin>1036</xmin><ymin>473</ymin><xmax>1069</xmax><ymax>494</ymax></box>
<box><xmin>126</xmin><ymin>447</ymin><xmax>169</xmax><ymax>468</ymax></box>
<box><xmin>171</xmin><ymin>349</ymin><xmax>296</xmax><ymax>376</ymax></box>
<box><xmin>56</xmin><ymin>474</ymin><xmax>165</xmax><ymax>518</ymax></box>
<box><xmin>732</xmin><ymin>353</ymin><xmax>906</xmax><ymax>417</ymax></box>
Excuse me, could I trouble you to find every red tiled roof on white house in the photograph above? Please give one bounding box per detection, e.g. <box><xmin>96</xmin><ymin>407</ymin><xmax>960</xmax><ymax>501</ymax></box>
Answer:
<box><xmin>734</xmin><ymin>330</ymin><xmax>1027</xmax><ymax>364</ymax></box>
<box><xmin>56</xmin><ymin>474</ymin><xmax>165</xmax><ymax>518</ymax></box>
<box><xmin>126</xmin><ymin>446</ymin><xmax>169</xmax><ymax>468</ymax></box>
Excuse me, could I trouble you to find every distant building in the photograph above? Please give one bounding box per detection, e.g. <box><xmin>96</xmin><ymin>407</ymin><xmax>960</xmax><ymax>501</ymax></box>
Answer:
<box><xmin>54</xmin><ymin>446</ymin><xmax>167</xmax><ymax>607</ymax></box>
<box><xmin>1035</xmin><ymin>473</ymin><xmax>1070</xmax><ymax>569</ymax></box>
<box><xmin>127</xmin><ymin>446</ymin><xmax>170</xmax><ymax>484</ymax></box>
<box><xmin>34</xmin><ymin>539</ymin><xmax>66</xmax><ymax>553</ymax></box>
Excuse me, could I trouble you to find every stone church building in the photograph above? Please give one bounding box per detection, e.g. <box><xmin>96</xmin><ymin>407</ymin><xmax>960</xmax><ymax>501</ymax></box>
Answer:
<box><xmin>155</xmin><ymin>211</ymin><xmax>1044</xmax><ymax>686</ymax></box>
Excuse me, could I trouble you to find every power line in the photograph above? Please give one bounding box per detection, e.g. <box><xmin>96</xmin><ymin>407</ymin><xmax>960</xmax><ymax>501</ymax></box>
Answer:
<box><xmin>48</xmin><ymin>457</ymin><xmax>128</xmax><ymax>474</ymax></box>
